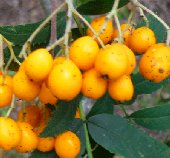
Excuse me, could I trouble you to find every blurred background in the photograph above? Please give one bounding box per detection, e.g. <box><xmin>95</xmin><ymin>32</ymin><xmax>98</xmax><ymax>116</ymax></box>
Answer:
<box><xmin>0</xmin><ymin>0</ymin><xmax>170</xmax><ymax>158</ymax></box>
<box><xmin>0</xmin><ymin>0</ymin><xmax>170</xmax><ymax>26</ymax></box>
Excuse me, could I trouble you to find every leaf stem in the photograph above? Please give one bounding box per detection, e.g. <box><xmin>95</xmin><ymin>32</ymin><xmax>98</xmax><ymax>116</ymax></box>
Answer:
<box><xmin>46</xmin><ymin>36</ymin><xmax>65</xmax><ymax>51</ymax></box>
<box><xmin>19</xmin><ymin>2</ymin><xmax>67</xmax><ymax>58</ymax></box>
<box><xmin>0</xmin><ymin>34</ymin><xmax>4</xmax><ymax>74</ymax></box>
<box><xmin>2</xmin><ymin>36</ymin><xmax>21</xmax><ymax>72</ymax></box>
<box><xmin>79</xmin><ymin>101</ymin><xmax>93</xmax><ymax>158</ymax></box>
<box><xmin>138</xmin><ymin>7</ymin><xmax>149</xmax><ymax>27</ymax></box>
<box><xmin>120</xmin><ymin>104</ymin><xmax>129</xmax><ymax>118</ymax></box>
<box><xmin>128</xmin><ymin>6</ymin><xmax>135</xmax><ymax>25</ymax></box>
<box><xmin>6</xmin><ymin>95</ymin><xmax>15</xmax><ymax>117</ymax></box>
<box><xmin>72</xmin><ymin>9</ymin><xmax>105</xmax><ymax>48</ymax></box>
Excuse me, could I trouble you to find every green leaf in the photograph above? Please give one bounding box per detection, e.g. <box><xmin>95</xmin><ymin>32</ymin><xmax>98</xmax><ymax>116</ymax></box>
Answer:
<box><xmin>40</xmin><ymin>95</ymin><xmax>82</xmax><ymax>137</ymax></box>
<box><xmin>130</xmin><ymin>103</ymin><xmax>170</xmax><ymax>130</ymax></box>
<box><xmin>69</xmin><ymin>119</ymin><xmax>86</xmax><ymax>156</ymax></box>
<box><xmin>76</xmin><ymin>0</ymin><xmax>129</xmax><ymax>15</ymax></box>
<box><xmin>0</xmin><ymin>12</ymin><xmax>66</xmax><ymax>46</ymax></box>
<box><xmin>74</xmin><ymin>0</ymin><xmax>94</xmax><ymax>8</ymax></box>
<box><xmin>29</xmin><ymin>150</ymin><xmax>58</xmax><ymax>158</ymax></box>
<box><xmin>123</xmin><ymin>73</ymin><xmax>170</xmax><ymax>105</ymax></box>
<box><xmin>88</xmin><ymin>114</ymin><xmax>170</xmax><ymax>158</ymax></box>
<box><xmin>72</xmin><ymin>28</ymin><xmax>86</xmax><ymax>40</ymax></box>
<box><xmin>87</xmin><ymin>93</ymin><xmax>115</xmax><ymax>118</ymax></box>
<box><xmin>132</xmin><ymin>73</ymin><xmax>170</xmax><ymax>98</ymax></box>
<box><xmin>137</xmin><ymin>15</ymin><xmax>166</xmax><ymax>43</ymax></box>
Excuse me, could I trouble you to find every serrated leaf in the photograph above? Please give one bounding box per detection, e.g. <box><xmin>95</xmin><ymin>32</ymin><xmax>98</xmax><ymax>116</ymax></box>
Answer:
<box><xmin>29</xmin><ymin>150</ymin><xmax>58</xmax><ymax>158</ymax></box>
<box><xmin>87</xmin><ymin>93</ymin><xmax>115</xmax><ymax>118</ymax></box>
<box><xmin>40</xmin><ymin>95</ymin><xmax>82</xmax><ymax>137</ymax></box>
<box><xmin>137</xmin><ymin>15</ymin><xmax>166</xmax><ymax>43</ymax></box>
<box><xmin>0</xmin><ymin>12</ymin><xmax>66</xmax><ymax>46</ymax></box>
<box><xmin>69</xmin><ymin>119</ymin><xmax>86</xmax><ymax>156</ymax></box>
<box><xmin>88</xmin><ymin>114</ymin><xmax>170</xmax><ymax>158</ymax></box>
<box><xmin>76</xmin><ymin>0</ymin><xmax>129</xmax><ymax>15</ymax></box>
<box><xmin>130</xmin><ymin>103</ymin><xmax>170</xmax><ymax>130</ymax></box>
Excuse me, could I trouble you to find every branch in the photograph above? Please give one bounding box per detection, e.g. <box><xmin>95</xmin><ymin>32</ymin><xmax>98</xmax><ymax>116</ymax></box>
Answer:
<box><xmin>19</xmin><ymin>1</ymin><xmax>67</xmax><ymax>58</ymax></box>
<box><xmin>64</xmin><ymin>0</ymin><xmax>73</xmax><ymax>58</ymax></box>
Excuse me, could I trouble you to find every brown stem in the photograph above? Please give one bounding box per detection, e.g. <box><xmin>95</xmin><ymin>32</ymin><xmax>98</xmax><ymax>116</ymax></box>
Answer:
<box><xmin>50</xmin><ymin>0</ymin><xmax>58</xmax><ymax>56</ymax></box>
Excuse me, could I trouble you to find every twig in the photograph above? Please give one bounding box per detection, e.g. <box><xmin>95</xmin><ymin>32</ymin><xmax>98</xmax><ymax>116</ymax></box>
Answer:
<box><xmin>64</xmin><ymin>0</ymin><xmax>73</xmax><ymax>59</ymax></box>
<box><xmin>92</xmin><ymin>144</ymin><xmax>98</xmax><ymax>151</ymax></box>
<box><xmin>0</xmin><ymin>35</ymin><xmax>4</xmax><ymax>74</ymax></box>
<box><xmin>93</xmin><ymin>0</ymin><xmax>121</xmax><ymax>42</ymax></box>
<box><xmin>128</xmin><ymin>5</ymin><xmax>135</xmax><ymax>25</ymax></box>
<box><xmin>19</xmin><ymin>1</ymin><xmax>67</xmax><ymax>58</ymax></box>
<box><xmin>72</xmin><ymin>9</ymin><xmax>105</xmax><ymax>48</ymax></box>
<box><xmin>120</xmin><ymin>104</ymin><xmax>129</xmax><ymax>118</ymax></box>
<box><xmin>2</xmin><ymin>36</ymin><xmax>21</xmax><ymax>72</ymax></box>
<box><xmin>6</xmin><ymin>95</ymin><xmax>15</xmax><ymax>117</ymax></box>
<box><xmin>138</xmin><ymin>7</ymin><xmax>149</xmax><ymax>27</ymax></box>
<box><xmin>46</xmin><ymin>36</ymin><xmax>65</xmax><ymax>51</ymax></box>
<box><xmin>50</xmin><ymin>0</ymin><xmax>58</xmax><ymax>56</ymax></box>
<box><xmin>79</xmin><ymin>101</ymin><xmax>93</xmax><ymax>158</ymax></box>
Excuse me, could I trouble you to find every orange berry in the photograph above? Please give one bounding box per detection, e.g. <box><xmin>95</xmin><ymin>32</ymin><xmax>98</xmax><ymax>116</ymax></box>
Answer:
<box><xmin>25</xmin><ymin>48</ymin><xmax>53</xmax><ymax>82</ymax></box>
<box><xmin>146</xmin><ymin>43</ymin><xmax>165</xmax><ymax>52</ymax></box>
<box><xmin>113</xmin><ymin>23</ymin><xmax>134</xmax><ymax>46</ymax></box>
<box><xmin>81</xmin><ymin>69</ymin><xmax>107</xmax><ymax>99</ymax></box>
<box><xmin>75</xmin><ymin>108</ymin><xmax>80</xmax><ymax>119</ymax></box>
<box><xmin>122</xmin><ymin>45</ymin><xmax>136</xmax><ymax>75</ymax></box>
<box><xmin>38</xmin><ymin>106</ymin><xmax>52</xmax><ymax>126</ymax></box>
<box><xmin>17</xmin><ymin>105</ymin><xmax>41</xmax><ymax>128</ymax></box>
<box><xmin>87</xmin><ymin>16</ymin><xmax>114</xmax><ymax>45</ymax></box>
<box><xmin>0</xmin><ymin>84</ymin><xmax>12</xmax><ymax>107</ymax></box>
<box><xmin>108</xmin><ymin>75</ymin><xmax>134</xmax><ymax>102</ymax></box>
<box><xmin>35</xmin><ymin>122</ymin><xmax>46</xmax><ymax>136</ymax></box>
<box><xmin>55</xmin><ymin>131</ymin><xmax>80</xmax><ymax>158</ymax></box>
<box><xmin>53</xmin><ymin>56</ymin><xmax>67</xmax><ymax>67</ymax></box>
<box><xmin>69</xmin><ymin>36</ymin><xmax>99</xmax><ymax>71</ymax></box>
<box><xmin>39</xmin><ymin>83</ymin><xmax>58</xmax><ymax>105</ymax></box>
<box><xmin>139</xmin><ymin>45</ymin><xmax>170</xmax><ymax>83</ymax></box>
<box><xmin>95</xmin><ymin>43</ymin><xmax>128</xmax><ymax>79</ymax></box>
<box><xmin>128</xmin><ymin>26</ymin><xmax>156</xmax><ymax>54</ymax></box>
<box><xmin>48</xmin><ymin>60</ymin><xmax>82</xmax><ymax>100</ymax></box>
<box><xmin>0</xmin><ymin>117</ymin><xmax>21</xmax><ymax>150</ymax></box>
<box><xmin>16</xmin><ymin>122</ymin><xmax>39</xmax><ymax>153</ymax></box>
<box><xmin>37</xmin><ymin>137</ymin><xmax>55</xmax><ymax>152</ymax></box>
<box><xmin>12</xmin><ymin>70</ymin><xmax>41</xmax><ymax>101</ymax></box>
<box><xmin>0</xmin><ymin>74</ymin><xmax>13</xmax><ymax>89</ymax></box>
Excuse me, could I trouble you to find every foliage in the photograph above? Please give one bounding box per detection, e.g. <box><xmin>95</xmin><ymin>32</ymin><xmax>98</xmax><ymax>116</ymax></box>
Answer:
<box><xmin>1</xmin><ymin>0</ymin><xmax>170</xmax><ymax>158</ymax></box>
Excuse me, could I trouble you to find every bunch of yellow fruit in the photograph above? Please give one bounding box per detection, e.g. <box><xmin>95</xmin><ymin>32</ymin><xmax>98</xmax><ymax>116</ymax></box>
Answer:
<box><xmin>0</xmin><ymin>15</ymin><xmax>170</xmax><ymax>158</ymax></box>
